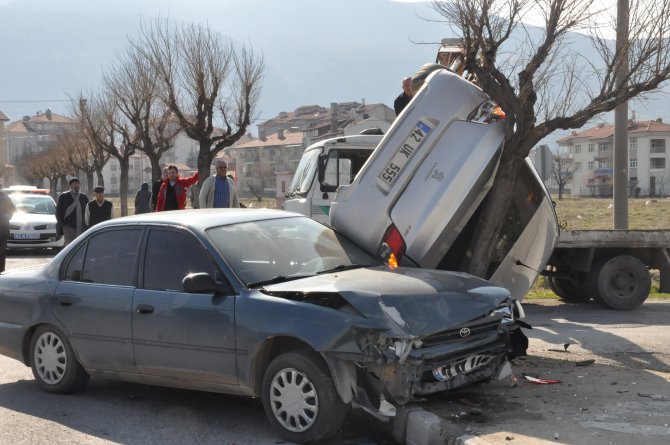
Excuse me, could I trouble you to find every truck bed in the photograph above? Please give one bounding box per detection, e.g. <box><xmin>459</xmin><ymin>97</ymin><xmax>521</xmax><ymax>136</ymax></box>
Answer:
<box><xmin>556</xmin><ymin>230</ymin><xmax>670</xmax><ymax>249</ymax></box>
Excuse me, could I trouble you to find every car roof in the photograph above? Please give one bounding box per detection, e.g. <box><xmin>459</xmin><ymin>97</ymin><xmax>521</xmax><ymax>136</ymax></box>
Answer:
<box><xmin>8</xmin><ymin>193</ymin><xmax>55</xmax><ymax>200</ymax></box>
<box><xmin>93</xmin><ymin>208</ymin><xmax>302</xmax><ymax>231</ymax></box>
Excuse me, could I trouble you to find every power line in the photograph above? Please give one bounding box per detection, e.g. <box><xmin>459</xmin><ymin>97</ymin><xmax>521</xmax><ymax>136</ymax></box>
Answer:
<box><xmin>0</xmin><ymin>99</ymin><xmax>70</xmax><ymax>104</ymax></box>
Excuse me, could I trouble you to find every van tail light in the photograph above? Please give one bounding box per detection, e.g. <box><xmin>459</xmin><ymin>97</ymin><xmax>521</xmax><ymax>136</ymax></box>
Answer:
<box><xmin>467</xmin><ymin>100</ymin><xmax>505</xmax><ymax>123</ymax></box>
<box><xmin>378</xmin><ymin>224</ymin><xmax>406</xmax><ymax>268</ymax></box>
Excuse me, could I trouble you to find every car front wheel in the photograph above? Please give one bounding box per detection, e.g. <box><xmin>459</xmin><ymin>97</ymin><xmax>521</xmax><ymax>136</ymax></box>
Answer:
<box><xmin>29</xmin><ymin>325</ymin><xmax>89</xmax><ymax>393</ymax></box>
<box><xmin>261</xmin><ymin>349</ymin><xmax>347</xmax><ymax>444</ymax></box>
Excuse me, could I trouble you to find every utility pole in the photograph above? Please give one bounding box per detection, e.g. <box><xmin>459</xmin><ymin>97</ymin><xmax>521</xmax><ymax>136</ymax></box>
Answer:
<box><xmin>613</xmin><ymin>0</ymin><xmax>629</xmax><ymax>229</ymax></box>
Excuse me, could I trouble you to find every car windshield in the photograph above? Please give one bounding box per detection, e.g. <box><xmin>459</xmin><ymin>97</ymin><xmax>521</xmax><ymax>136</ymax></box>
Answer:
<box><xmin>206</xmin><ymin>216</ymin><xmax>381</xmax><ymax>287</ymax></box>
<box><xmin>287</xmin><ymin>147</ymin><xmax>319</xmax><ymax>196</ymax></box>
<box><xmin>9</xmin><ymin>194</ymin><xmax>57</xmax><ymax>215</ymax></box>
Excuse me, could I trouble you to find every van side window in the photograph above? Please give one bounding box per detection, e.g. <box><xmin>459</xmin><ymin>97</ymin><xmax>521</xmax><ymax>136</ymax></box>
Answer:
<box><xmin>324</xmin><ymin>149</ymin><xmax>372</xmax><ymax>187</ymax></box>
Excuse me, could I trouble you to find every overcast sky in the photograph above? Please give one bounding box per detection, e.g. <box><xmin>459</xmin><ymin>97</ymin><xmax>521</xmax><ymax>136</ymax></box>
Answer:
<box><xmin>1</xmin><ymin>0</ymin><xmax>665</xmax><ymax>144</ymax></box>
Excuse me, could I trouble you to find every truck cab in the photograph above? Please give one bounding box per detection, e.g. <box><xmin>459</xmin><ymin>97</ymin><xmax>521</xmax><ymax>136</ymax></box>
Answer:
<box><xmin>283</xmin><ymin>134</ymin><xmax>381</xmax><ymax>223</ymax></box>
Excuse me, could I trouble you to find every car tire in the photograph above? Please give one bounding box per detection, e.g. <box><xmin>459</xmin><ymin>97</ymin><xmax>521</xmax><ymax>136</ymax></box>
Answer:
<box><xmin>547</xmin><ymin>274</ymin><xmax>591</xmax><ymax>302</ymax></box>
<box><xmin>261</xmin><ymin>349</ymin><xmax>348</xmax><ymax>444</ymax></box>
<box><xmin>29</xmin><ymin>325</ymin><xmax>89</xmax><ymax>394</ymax></box>
<box><xmin>590</xmin><ymin>255</ymin><xmax>650</xmax><ymax>310</ymax></box>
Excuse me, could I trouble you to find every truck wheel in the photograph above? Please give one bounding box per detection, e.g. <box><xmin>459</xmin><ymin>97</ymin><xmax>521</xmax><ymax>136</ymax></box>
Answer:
<box><xmin>547</xmin><ymin>275</ymin><xmax>591</xmax><ymax>302</ymax></box>
<box><xmin>591</xmin><ymin>255</ymin><xmax>650</xmax><ymax>310</ymax></box>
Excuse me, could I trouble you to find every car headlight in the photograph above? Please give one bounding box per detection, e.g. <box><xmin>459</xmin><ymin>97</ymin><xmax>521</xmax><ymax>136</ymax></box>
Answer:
<box><xmin>47</xmin><ymin>224</ymin><xmax>57</xmax><ymax>230</ymax></box>
<box><xmin>490</xmin><ymin>302</ymin><xmax>514</xmax><ymax>325</ymax></box>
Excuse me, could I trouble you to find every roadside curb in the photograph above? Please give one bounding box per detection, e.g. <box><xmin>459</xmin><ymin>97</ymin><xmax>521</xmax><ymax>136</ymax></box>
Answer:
<box><xmin>392</xmin><ymin>406</ymin><xmax>476</xmax><ymax>445</ymax></box>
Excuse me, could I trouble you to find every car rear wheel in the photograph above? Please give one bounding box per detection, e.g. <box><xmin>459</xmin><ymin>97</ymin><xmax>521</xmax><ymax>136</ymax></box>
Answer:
<box><xmin>261</xmin><ymin>349</ymin><xmax>347</xmax><ymax>444</ymax></box>
<box><xmin>30</xmin><ymin>325</ymin><xmax>89</xmax><ymax>393</ymax></box>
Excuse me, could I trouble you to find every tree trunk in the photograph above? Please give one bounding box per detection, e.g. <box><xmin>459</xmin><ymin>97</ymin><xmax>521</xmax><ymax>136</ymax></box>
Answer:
<box><xmin>86</xmin><ymin>172</ymin><xmax>95</xmax><ymax>193</ymax></box>
<box><xmin>119</xmin><ymin>158</ymin><xmax>130</xmax><ymax>216</ymax></box>
<box><xmin>96</xmin><ymin>169</ymin><xmax>105</xmax><ymax>188</ymax></box>
<box><xmin>197</xmin><ymin>140</ymin><xmax>215</xmax><ymax>186</ymax></box>
<box><xmin>147</xmin><ymin>153</ymin><xmax>163</xmax><ymax>183</ymax></box>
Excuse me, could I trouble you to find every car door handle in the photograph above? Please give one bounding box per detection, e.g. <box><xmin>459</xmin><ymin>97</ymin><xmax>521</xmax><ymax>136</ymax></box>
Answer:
<box><xmin>57</xmin><ymin>297</ymin><xmax>75</xmax><ymax>306</ymax></box>
<box><xmin>136</xmin><ymin>304</ymin><xmax>155</xmax><ymax>314</ymax></box>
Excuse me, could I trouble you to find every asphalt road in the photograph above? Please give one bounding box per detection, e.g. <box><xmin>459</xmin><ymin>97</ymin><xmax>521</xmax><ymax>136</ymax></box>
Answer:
<box><xmin>4</xmin><ymin>251</ymin><xmax>670</xmax><ymax>445</ymax></box>
<box><xmin>424</xmin><ymin>299</ymin><xmax>670</xmax><ymax>445</ymax></box>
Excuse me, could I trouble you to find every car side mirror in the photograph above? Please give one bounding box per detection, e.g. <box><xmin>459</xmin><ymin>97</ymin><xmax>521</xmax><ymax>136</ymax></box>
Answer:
<box><xmin>317</xmin><ymin>154</ymin><xmax>338</xmax><ymax>193</ymax></box>
<box><xmin>183</xmin><ymin>272</ymin><xmax>223</xmax><ymax>294</ymax></box>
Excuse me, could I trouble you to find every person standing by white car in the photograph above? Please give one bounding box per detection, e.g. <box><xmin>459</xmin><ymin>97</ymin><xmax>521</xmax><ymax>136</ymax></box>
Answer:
<box><xmin>0</xmin><ymin>186</ymin><xmax>15</xmax><ymax>272</ymax></box>
<box><xmin>199</xmin><ymin>160</ymin><xmax>240</xmax><ymax>208</ymax></box>
<box><xmin>56</xmin><ymin>177</ymin><xmax>89</xmax><ymax>246</ymax></box>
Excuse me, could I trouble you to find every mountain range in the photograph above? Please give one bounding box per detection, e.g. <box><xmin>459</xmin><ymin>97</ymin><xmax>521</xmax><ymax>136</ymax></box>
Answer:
<box><xmin>1</xmin><ymin>0</ymin><xmax>668</xmax><ymax>147</ymax></box>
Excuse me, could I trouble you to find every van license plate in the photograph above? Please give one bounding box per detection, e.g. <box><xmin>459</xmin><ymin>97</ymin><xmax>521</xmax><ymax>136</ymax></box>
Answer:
<box><xmin>377</xmin><ymin>120</ymin><xmax>435</xmax><ymax>193</ymax></box>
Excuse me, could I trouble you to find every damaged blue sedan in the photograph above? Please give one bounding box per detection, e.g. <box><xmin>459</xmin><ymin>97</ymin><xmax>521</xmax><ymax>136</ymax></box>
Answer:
<box><xmin>0</xmin><ymin>209</ymin><xmax>524</xmax><ymax>443</ymax></box>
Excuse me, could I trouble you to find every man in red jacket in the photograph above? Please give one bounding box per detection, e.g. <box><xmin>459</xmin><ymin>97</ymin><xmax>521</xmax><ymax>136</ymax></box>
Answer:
<box><xmin>155</xmin><ymin>165</ymin><xmax>199</xmax><ymax>211</ymax></box>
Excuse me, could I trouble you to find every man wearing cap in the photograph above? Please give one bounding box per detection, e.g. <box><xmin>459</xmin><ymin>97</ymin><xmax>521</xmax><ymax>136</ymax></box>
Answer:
<box><xmin>56</xmin><ymin>177</ymin><xmax>89</xmax><ymax>246</ymax></box>
<box><xmin>86</xmin><ymin>186</ymin><xmax>113</xmax><ymax>228</ymax></box>
<box><xmin>199</xmin><ymin>160</ymin><xmax>240</xmax><ymax>208</ymax></box>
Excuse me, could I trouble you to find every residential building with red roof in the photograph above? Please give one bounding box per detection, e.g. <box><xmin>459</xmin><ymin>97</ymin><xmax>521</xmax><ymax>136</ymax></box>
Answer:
<box><xmin>228</xmin><ymin>128</ymin><xmax>305</xmax><ymax>204</ymax></box>
<box><xmin>258</xmin><ymin>100</ymin><xmax>394</xmax><ymax>144</ymax></box>
<box><xmin>5</xmin><ymin>109</ymin><xmax>78</xmax><ymax>167</ymax></box>
<box><xmin>557</xmin><ymin>118</ymin><xmax>670</xmax><ymax>197</ymax></box>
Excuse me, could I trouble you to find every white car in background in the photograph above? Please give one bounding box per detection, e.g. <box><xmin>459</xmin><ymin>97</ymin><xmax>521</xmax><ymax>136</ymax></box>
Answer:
<box><xmin>8</xmin><ymin>193</ymin><xmax>64</xmax><ymax>250</ymax></box>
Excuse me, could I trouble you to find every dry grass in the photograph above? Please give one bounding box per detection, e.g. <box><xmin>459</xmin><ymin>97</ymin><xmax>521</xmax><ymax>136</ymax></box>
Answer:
<box><xmin>554</xmin><ymin>196</ymin><xmax>670</xmax><ymax>230</ymax></box>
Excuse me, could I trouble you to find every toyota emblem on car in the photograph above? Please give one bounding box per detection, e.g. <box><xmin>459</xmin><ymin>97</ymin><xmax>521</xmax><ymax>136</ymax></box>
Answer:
<box><xmin>459</xmin><ymin>328</ymin><xmax>471</xmax><ymax>338</ymax></box>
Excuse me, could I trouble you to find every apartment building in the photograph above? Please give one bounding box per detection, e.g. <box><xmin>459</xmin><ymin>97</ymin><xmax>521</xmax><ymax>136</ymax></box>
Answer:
<box><xmin>237</xmin><ymin>101</ymin><xmax>394</xmax><ymax>204</ymax></box>
<box><xmin>258</xmin><ymin>101</ymin><xmax>394</xmax><ymax>143</ymax></box>
<box><xmin>557</xmin><ymin>119</ymin><xmax>670</xmax><ymax>197</ymax></box>
<box><xmin>5</xmin><ymin>109</ymin><xmax>78</xmax><ymax>166</ymax></box>
<box><xmin>228</xmin><ymin>129</ymin><xmax>305</xmax><ymax>202</ymax></box>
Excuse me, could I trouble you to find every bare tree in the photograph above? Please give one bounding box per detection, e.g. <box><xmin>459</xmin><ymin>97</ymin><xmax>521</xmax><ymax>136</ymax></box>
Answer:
<box><xmin>104</xmin><ymin>45</ymin><xmax>180</xmax><ymax>184</ymax></box>
<box><xmin>70</xmin><ymin>97</ymin><xmax>110</xmax><ymax>188</ymax></box>
<box><xmin>551</xmin><ymin>147</ymin><xmax>574</xmax><ymax>200</ymax></box>
<box><xmin>75</xmin><ymin>93</ymin><xmax>134</xmax><ymax>215</ymax></box>
<box><xmin>53</xmin><ymin>130</ymin><xmax>99</xmax><ymax>195</ymax></box>
<box><xmin>431</xmin><ymin>0</ymin><xmax>670</xmax><ymax>277</ymax></box>
<box><xmin>17</xmin><ymin>144</ymin><xmax>73</xmax><ymax>198</ymax></box>
<box><xmin>135</xmin><ymin>19</ymin><xmax>264</xmax><ymax>184</ymax></box>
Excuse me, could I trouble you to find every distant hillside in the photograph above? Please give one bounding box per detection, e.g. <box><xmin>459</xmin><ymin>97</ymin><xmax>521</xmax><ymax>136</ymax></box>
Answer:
<box><xmin>1</xmin><ymin>0</ymin><xmax>667</xmax><ymax>146</ymax></box>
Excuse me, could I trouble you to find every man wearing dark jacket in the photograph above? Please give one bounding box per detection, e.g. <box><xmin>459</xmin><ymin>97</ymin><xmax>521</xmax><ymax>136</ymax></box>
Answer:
<box><xmin>151</xmin><ymin>167</ymin><xmax>168</xmax><ymax>212</ymax></box>
<box><xmin>56</xmin><ymin>177</ymin><xmax>89</xmax><ymax>246</ymax></box>
<box><xmin>393</xmin><ymin>76</ymin><xmax>413</xmax><ymax>116</ymax></box>
<box><xmin>0</xmin><ymin>187</ymin><xmax>15</xmax><ymax>272</ymax></box>
<box><xmin>135</xmin><ymin>182</ymin><xmax>152</xmax><ymax>214</ymax></box>
<box><xmin>85</xmin><ymin>186</ymin><xmax>113</xmax><ymax>228</ymax></box>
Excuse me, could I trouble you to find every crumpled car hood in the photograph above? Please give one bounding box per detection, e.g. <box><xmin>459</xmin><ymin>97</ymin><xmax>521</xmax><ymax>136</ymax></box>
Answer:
<box><xmin>263</xmin><ymin>266</ymin><xmax>511</xmax><ymax>338</ymax></box>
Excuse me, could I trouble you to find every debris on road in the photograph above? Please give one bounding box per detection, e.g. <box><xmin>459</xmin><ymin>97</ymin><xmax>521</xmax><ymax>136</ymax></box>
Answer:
<box><xmin>524</xmin><ymin>375</ymin><xmax>561</xmax><ymax>384</ymax></box>
<box><xmin>576</xmin><ymin>359</ymin><xmax>596</xmax><ymax>367</ymax></box>
<box><xmin>638</xmin><ymin>393</ymin><xmax>668</xmax><ymax>400</ymax></box>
